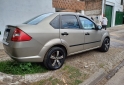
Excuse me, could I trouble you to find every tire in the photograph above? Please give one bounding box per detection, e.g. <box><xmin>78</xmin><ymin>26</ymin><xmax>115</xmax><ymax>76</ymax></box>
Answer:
<box><xmin>43</xmin><ymin>47</ymin><xmax>66</xmax><ymax>70</ymax></box>
<box><xmin>99</xmin><ymin>38</ymin><xmax>110</xmax><ymax>52</ymax></box>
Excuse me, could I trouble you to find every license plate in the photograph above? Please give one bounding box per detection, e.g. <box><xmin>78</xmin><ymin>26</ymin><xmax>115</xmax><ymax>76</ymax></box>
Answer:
<box><xmin>3</xmin><ymin>32</ymin><xmax>9</xmax><ymax>41</ymax></box>
<box><xmin>2</xmin><ymin>30</ymin><xmax>9</xmax><ymax>45</ymax></box>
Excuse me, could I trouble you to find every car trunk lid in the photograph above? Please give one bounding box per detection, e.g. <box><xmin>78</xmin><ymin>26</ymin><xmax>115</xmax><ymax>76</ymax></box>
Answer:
<box><xmin>3</xmin><ymin>25</ymin><xmax>32</xmax><ymax>45</ymax></box>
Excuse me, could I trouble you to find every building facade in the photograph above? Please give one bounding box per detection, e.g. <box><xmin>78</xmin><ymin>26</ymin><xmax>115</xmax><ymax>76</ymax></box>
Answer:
<box><xmin>53</xmin><ymin>0</ymin><xmax>124</xmax><ymax>27</ymax></box>
<box><xmin>0</xmin><ymin>0</ymin><xmax>123</xmax><ymax>39</ymax></box>
<box><xmin>53</xmin><ymin>0</ymin><xmax>102</xmax><ymax>15</ymax></box>
<box><xmin>105</xmin><ymin>0</ymin><xmax>124</xmax><ymax>27</ymax></box>
<box><xmin>0</xmin><ymin>0</ymin><xmax>54</xmax><ymax>38</ymax></box>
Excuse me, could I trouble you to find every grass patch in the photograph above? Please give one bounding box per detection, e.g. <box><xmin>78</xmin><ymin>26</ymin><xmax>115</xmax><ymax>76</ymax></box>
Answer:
<box><xmin>99</xmin><ymin>63</ymin><xmax>105</xmax><ymax>68</ymax></box>
<box><xmin>31</xmin><ymin>77</ymin><xmax>64</xmax><ymax>85</ymax></box>
<box><xmin>74</xmin><ymin>80</ymin><xmax>83</xmax><ymax>85</ymax></box>
<box><xmin>62</xmin><ymin>65</ymin><xmax>83</xmax><ymax>85</ymax></box>
<box><xmin>0</xmin><ymin>60</ymin><xmax>48</xmax><ymax>75</ymax></box>
<box><xmin>63</xmin><ymin>65</ymin><xmax>82</xmax><ymax>79</ymax></box>
<box><xmin>31</xmin><ymin>77</ymin><xmax>82</xmax><ymax>85</ymax></box>
<box><xmin>31</xmin><ymin>65</ymin><xmax>89</xmax><ymax>85</ymax></box>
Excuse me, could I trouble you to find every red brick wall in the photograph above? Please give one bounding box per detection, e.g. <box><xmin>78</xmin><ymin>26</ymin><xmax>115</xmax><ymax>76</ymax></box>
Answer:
<box><xmin>85</xmin><ymin>0</ymin><xmax>102</xmax><ymax>11</ymax></box>
<box><xmin>53</xmin><ymin>0</ymin><xmax>85</xmax><ymax>10</ymax></box>
<box><xmin>52</xmin><ymin>0</ymin><xmax>102</xmax><ymax>11</ymax></box>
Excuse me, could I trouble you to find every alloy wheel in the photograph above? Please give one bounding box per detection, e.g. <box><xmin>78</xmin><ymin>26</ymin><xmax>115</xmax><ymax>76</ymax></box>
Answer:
<box><xmin>104</xmin><ymin>39</ymin><xmax>110</xmax><ymax>51</ymax></box>
<box><xmin>50</xmin><ymin>50</ymin><xmax>64</xmax><ymax>68</ymax></box>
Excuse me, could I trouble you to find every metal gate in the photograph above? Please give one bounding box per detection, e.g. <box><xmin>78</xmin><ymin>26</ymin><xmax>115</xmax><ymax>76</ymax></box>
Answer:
<box><xmin>115</xmin><ymin>11</ymin><xmax>123</xmax><ymax>25</ymax></box>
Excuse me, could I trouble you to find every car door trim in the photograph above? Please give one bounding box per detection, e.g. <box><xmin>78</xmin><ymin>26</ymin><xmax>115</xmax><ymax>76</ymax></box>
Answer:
<box><xmin>70</xmin><ymin>40</ymin><xmax>101</xmax><ymax>47</ymax></box>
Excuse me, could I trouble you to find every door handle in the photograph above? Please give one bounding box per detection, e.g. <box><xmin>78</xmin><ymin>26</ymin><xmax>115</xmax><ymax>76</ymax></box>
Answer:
<box><xmin>61</xmin><ymin>32</ymin><xmax>69</xmax><ymax>36</ymax></box>
<box><xmin>85</xmin><ymin>32</ymin><xmax>90</xmax><ymax>35</ymax></box>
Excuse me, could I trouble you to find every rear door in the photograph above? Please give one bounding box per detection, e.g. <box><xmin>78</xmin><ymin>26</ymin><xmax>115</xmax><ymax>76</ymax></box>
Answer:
<box><xmin>60</xmin><ymin>14</ymin><xmax>84</xmax><ymax>54</ymax></box>
<box><xmin>79</xmin><ymin>16</ymin><xmax>102</xmax><ymax>50</ymax></box>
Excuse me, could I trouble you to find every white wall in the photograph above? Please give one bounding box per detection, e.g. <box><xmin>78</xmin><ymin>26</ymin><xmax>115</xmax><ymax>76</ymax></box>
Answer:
<box><xmin>106</xmin><ymin>0</ymin><xmax>123</xmax><ymax>26</ymax></box>
<box><xmin>0</xmin><ymin>0</ymin><xmax>55</xmax><ymax>39</ymax></box>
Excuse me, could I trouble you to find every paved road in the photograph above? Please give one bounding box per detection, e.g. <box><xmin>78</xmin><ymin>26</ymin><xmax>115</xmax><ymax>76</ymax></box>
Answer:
<box><xmin>96</xmin><ymin>25</ymin><xmax>124</xmax><ymax>85</ymax></box>
<box><xmin>105</xmin><ymin>25</ymin><xmax>124</xmax><ymax>85</ymax></box>
<box><xmin>0</xmin><ymin>42</ymin><xmax>3</xmax><ymax>49</ymax></box>
<box><xmin>105</xmin><ymin>66</ymin><xmax>124</xmax><ymax>85</ymax></box>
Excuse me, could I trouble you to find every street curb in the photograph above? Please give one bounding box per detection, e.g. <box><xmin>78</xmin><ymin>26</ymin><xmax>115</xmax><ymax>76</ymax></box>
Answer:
<box><xmin>106</xmin><ymin>59</ymin><xmax>124</xmax><ymax>80</ymax></box>
<box><xmin>0</xmin><ymin>71</ymin><xmax>54</xmax><ymax>84</ymax></box>
<box><xmin>79</xmin><ymin>68</ymin><xmax>106</xmax><ymax>85</ymax></box>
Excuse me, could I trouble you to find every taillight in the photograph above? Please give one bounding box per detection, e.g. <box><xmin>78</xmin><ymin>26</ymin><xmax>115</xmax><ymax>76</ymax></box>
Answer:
<box><xmin>11</xmin><ymin>28</ymin><xmax>32</xmax><ymax>42</ymax></box>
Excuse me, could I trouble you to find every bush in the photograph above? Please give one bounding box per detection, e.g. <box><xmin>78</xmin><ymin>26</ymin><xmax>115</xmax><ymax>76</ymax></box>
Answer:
<box><xmin>0</xmin><ymin>61</ymin><xmax>48</xmax><ymax>75</ymax></box>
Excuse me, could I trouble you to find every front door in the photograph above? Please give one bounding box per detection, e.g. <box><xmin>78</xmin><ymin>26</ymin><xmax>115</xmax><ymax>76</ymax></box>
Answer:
<box><xmin>79</xmin><ymin>16</ymin><xmax>102</xmax><ymax>50</ymax></box>
<box><xmin>105</xmin><ymin>5</ymin><xmax>113</xmax><ymax>27</ymax></box>
<box><xmin>60</xmin><ymin>15</ymin><xmax>84</xmax><ymax>54</ymax></box>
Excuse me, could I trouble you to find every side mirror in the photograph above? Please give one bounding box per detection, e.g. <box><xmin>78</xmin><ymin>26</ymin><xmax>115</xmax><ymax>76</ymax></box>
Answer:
<box><xmin>96</xmin><ymin>25</ymin><xmax>102</xmax><ymax>30</ymax></box>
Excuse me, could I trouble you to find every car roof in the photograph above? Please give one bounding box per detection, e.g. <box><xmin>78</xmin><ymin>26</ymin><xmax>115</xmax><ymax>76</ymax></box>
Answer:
<box><xmin>53</xmin><ymin>12</ymin><xmax>83</xmax><ymax>16</ymax></box>
<box><xmin>36</xmin><ymin>12</ymin><xmax>94</xmax><ymax>25</ymax></box>
<box><xmin>52</xmin><ymin>12</ymin><xmax>93</xmax><ymax>21</ymax></box>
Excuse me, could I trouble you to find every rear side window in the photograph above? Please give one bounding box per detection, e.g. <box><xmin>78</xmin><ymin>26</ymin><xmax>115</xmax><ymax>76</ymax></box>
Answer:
<box><xmin>61</xmin><ymin>15</ymin><xmax>80</xmax><ymax>29</ymax></box>
<box><xmin>24</xmin><ymin>13</ymin><xmax>53</xmax><ymax>25</ymax></box>
<box><xmin>50</xmin><ymin>15</ymin><xmax>60</xmax><ymax>29</ymax></box>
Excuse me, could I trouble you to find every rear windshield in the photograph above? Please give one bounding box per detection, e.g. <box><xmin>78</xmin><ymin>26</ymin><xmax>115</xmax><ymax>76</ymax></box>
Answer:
<box><xmin>24</xmin><ymin>13</ymin><xmax>53</xmax><ymax>25</ymax></box>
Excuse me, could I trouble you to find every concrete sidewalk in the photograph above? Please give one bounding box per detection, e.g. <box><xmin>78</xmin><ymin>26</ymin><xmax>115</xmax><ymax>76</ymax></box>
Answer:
<box><xmin>0</xmin><ymin>36</ymin><xmax>3</xmax><ymax>42</ymax></box>
<box><xmin>0</xmin><ymin>42</ymin><xmax>3</xmax><ymax>49</ymax></box>
<box><xmin>107</xmin><ymin>25</ymin><xmax>124</xmax><ymax>31</ymax></box>
<box><xmin>0</xmin><ymin>34</ymin><xmax>3</xmax><ymax>42</ymax></box>
<box><xmin>0</xmin><ymin>35</ymin><xmax>3</xmax><ymax>49</ymax></box>
<box><xmin>105</xmin><ymin>66</ymin><xmax>124</xmax><ymax>85</ymax></box>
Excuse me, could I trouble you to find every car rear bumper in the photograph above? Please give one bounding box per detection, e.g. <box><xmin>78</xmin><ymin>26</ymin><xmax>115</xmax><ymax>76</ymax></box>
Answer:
<box><xmin>11</xmin><ymin>55</ymin><xmax>43</xmax><ymax>62</ymax></box>
<box><xmin>3</xmin><ymin>39</ymin><xmax>44</xmax><ymax>62</ymax></box>
<box><xmin>5</xmin><ymin>50</ymin><xmax>43</xmax><ymax>62</ymax></box>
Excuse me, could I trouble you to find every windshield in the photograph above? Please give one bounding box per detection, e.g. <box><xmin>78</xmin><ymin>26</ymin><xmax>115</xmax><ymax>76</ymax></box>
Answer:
<box><xmin>24</xmin><ymin>13</ymin><xmax>53</xmax><ymax>25</ymax></box>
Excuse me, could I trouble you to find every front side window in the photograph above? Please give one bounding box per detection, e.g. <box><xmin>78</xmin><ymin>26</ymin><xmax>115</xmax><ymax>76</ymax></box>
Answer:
<box><xmin>61</xmin><ymin>15</ymin><xmax>80</xmax><ymax>29</ymax></box>
<box><xmin>79</xmin><ymin>17</ymin><xmax>95</xmax><ymax>30</ymax></box>
<box><xmin>24</xmin><ymin>13</ymin><xmax>53</xmax><ymax>25</ymax></box>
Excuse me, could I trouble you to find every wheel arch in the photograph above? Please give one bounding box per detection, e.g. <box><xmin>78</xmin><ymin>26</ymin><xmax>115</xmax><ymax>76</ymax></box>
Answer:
<box><xmin>50</xmin><ymin>44</ymin><xmax>67</xmax><ymax>56</ymax></box>
<box><xmin>100</xmin><ymin>32</ymin><xmax>110</xmax><ymax>46</ymax></box>
<box><xmin>105</xmin><ymin>36</ymin><xmax>110</xmax><ymax>40</ymax></box>
<box><xmin>38</xmin><ymin>39</ymin><xmax>68</xmax><ymax>62</ymax></box>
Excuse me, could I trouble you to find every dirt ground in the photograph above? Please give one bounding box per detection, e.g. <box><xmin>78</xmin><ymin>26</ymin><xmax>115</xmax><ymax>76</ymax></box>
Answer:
<box><xmin>0</xmin><ymin>25</ymin><xmax>124</xmax><ymax>85</ymax></box>
<box><xmin>0</xmin><ymin>49</ymin><xmax>11</xmax><ymax>61</ymax></box>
